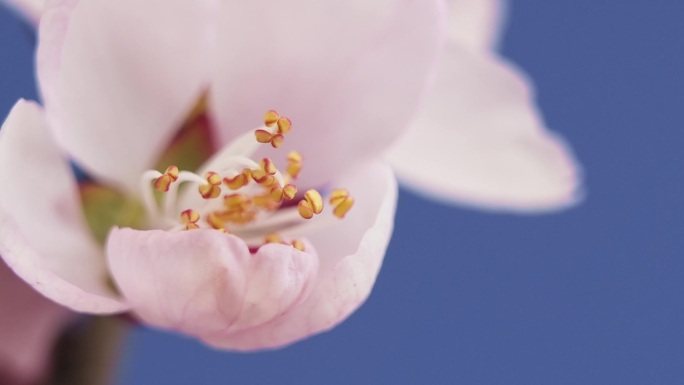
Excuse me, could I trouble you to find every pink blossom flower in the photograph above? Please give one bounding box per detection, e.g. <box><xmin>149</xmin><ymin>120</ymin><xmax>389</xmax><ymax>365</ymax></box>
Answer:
<box><xmin>0</xmin><ymin>260</ymin><xmax>72</xmax><ymax>384</ymax></box>
<box><xmin>0</xmin><ymin>0</ymin><xmax>582</xmax><ymax>354</ymax></box>
<box><xmin>0</xmin><ymin>0</ymin><xmax>443</xmax><ymax>350</ymax></box>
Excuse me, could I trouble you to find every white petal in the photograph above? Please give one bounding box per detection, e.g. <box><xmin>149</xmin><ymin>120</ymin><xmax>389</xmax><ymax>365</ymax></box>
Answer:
<box><xmin>447</xmin><ymin>0</ymin><xmax>507</xmax><ymax>51</ymax></box>
<box><xmin>386</xmin><ymin>44</ymin><xmax>583</xmax><ymax>212</ymax></box>
<box><xmin>210</xmin><ymin>0</ymin><xmax>444</xmax><ymax>189</ymax></box>
<box><xmin>37</xmin><ymin>0</ymin><xmax>218</xmax><ymax>190</ymax></box>
<box><xmin>0</xmin><ymin>100</ymin><xmax>129</xmax><ymax>313</ymax></box>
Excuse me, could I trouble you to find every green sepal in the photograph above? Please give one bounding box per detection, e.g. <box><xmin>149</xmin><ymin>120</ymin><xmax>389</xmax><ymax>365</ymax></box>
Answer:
<box><xmin>79</xmin><ymin>183</ymin><xmax>147</xmax><ymax>244</ymax></box>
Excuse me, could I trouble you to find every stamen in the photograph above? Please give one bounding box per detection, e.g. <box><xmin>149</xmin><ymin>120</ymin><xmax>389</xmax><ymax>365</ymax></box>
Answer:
<box><xmin>180</xmin><ymin>209</ymin><xmax>200</xmax><ymax>230</ymax></box>
<box><xmin>269</xmin><ymin>184</ymin><xmax>297</xmax><ymax>203</ymax></box>
<box><xmin>223</xmin><ymin>169</ymin><xmax>251</xmax><ymax>190</ymax></box>
<box><xmin>254</xmin><ymin>110</ymin><xmax>291</xmax><ymax>148</ymax></box>
<box><xmin>291</xmin><ymin>240</ymin><xmax>305</xmax><ymax>251</ymax></box>
<box><xmin>251</xmin><ymin>160</ymin><xmax>278</xmax><ymax>187</ymax></box>
<box><xmin>264</xmin><ymin>110</ymin><xmax>280</xmax><ymax>127</ymax></box>
<box><xmin>270</xmin><ymin>134</ymin><xmax>284</xmax><ymax>148</ymax></box>
<box><xmin>260</xmin><ymin>158</ymin><xmax>277</xmax><ymax>175</ymax></box>
<box><xmin>251</xmin><ymin>169</ymin><xmax>275</xmax><ymax>186</ymax></box>
<box><xmin>254</xmin><ymin>129</ymin><xmax>273</xmax><ymax>144</ymax></box>
<box><xmin>304</xmin><ymin>190</ymin><xmax>324</xmax><ymax>214</ymax></box>
<box><xmin>206</xmin><ymin>212</ymin><xmax>226</xmax><ymax>231</ymax></box>
<box><xmin>329</xmin><ymin>189</ymin><xmax>355</xmax><ymax>219</ymax></box>
<box><xmin>298</xmin><ymin>189</ymin><xmax>323</xmax><ymax>219</ymax></box>
<box><xmin>199</xmin><ymin>171</ymin><xmax>222</xmax><ymax>199</ymax></box>
<box><xmin>253</xmin><ymin>193</ymin><xmax>279</xmax><ymax>211</ymax></box>
<box><xmin>265</xmin><ymin>233</ymin><xmax>283</xmax><ymax>243</ymax></box>
<box><xmin>286</xmin><ymin>151</ymin><xmax>302</xmax><ymax>180</ymax></box>
<box><xmin>276</xmin><ymin>117</ymin><xmax>292</xmax><ymax>134</ymax></box>
<box><xmin>154</xmin><ymin>165</ymin><xmax>179</xmax><ymax>192</ymax></box>
<box><xmin>224</xmin><ymin>193</ymin><xmax>252</xmax><ymax>210</ymax></box>
<box><xmin>254</xmin><ymin>130</ymin><xmax>285</xmax><ymax>148</ymax></box>
<box><xmin>264</xmin><ymin>233</ymin><xmax>304</xmax><ymax>251</ymax></box>
<box><xmin>138</xmin><ymin>110</ymin><xmax>352</xmax><ymax>253</ymax></box>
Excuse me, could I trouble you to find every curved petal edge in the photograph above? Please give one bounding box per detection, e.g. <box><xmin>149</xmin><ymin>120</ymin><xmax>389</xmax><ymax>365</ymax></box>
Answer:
<box><xmin>0</xmin><ymin>100</ymin><xmax>130</xmax><ymax>314</ymax></box>
<box><xmin>386</xmin><ymin>45</ymin><xmax>584</xmax><ymax>213</ymax></box>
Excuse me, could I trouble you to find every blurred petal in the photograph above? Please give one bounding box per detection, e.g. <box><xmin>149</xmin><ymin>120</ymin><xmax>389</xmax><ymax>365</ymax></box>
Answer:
<box><xmin>448</xmin><ymin>0</ymin><xmax>507</xmax><ymax>50</ymax></box>
<box><xmin>228</xmin><ymin>241</ymin><xmax>319</xmax><ymax>332</ymax></box>
<box><xmin>386</xmin><ymin>44</ymin><xmax>583</xmax><ymax>212</ymax></box>
<box><xmin>211</xmin><ymin>0</ymin><xmax>444</xmax><ymax>188</ymax></box>
<box><xmin>37</xmin><ymin>0</ymin><xmax>217</xmax><ymax>190</ymax></box>
<box><xmin>204</xmin><ymin>161</ymin><xmax>397</xmax><ymax>350</ymax></box>
<box><xmin>0</xmin><ymin>100</ymin><xmax>129</xmax><ymax>313</ymax></box>
<box><xmin>0</xmin><ymin>260</ymin><xmax>72</xmax><ymax>385</ymax></box>
<box><xmin>107</xmin><ymin>229</ymin><xmax>318</xmax><ymax>338</ymax></box>
<box><xmin>0</xmin><ymin>0</ymin><xmax>43</xmax><ymax>24</ymax></box>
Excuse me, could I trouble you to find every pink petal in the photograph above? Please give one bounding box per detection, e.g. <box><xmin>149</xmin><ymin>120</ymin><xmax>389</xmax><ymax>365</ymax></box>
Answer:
<box><xmin>0</xmin><ymin>100</ymin><xmax>129</xmax><ymax>313</ymax></box>
<box><xmin>210</xmin><ymin>0</ymin><xmax>444</xmax><ymax>188</ymax></box>
<box><xmin>107</xmin><ymin>229</ymin><xmax>318</xmax><ymax>338</ymax></box>
<box><xmin>37</xmin><ymin>0</ymin><xmax>217</xmax><ymax>190</ymax></box>
<box><xmin>202</xmin><ymin>161</ymin><xmax>397</xmax><ymax>350</ymax></box>
<box><xmin>1</xmin><ymin>0</ymin><xmax>43</xmax><ymax>24</ymax></box>
<box><xmin>447</xmin><ymin>0</ymin><xmax>507</xmax><ymax>51</ymax></box>
<box><xmin>386</xmin><ymin>44</ymin><xmax>583</xmax><ymax>212</ymax></box>
<box><xmin>0</xmin><ymin>260</ymin><xmax>73</xmax><ymax>384</ymax></box>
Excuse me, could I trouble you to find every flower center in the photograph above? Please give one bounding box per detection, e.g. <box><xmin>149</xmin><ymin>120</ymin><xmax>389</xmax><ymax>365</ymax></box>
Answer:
<box><xmin>138</xmin><ymin>110</ymin><xmax>354</xmax><ymax>251</ymax></box>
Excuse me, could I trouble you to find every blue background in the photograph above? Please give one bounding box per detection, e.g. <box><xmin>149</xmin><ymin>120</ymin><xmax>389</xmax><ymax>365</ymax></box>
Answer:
<box><xmin>1</xmin><ymin>1</ymin><xmax>682</xmax><ymax>384</ymax></box>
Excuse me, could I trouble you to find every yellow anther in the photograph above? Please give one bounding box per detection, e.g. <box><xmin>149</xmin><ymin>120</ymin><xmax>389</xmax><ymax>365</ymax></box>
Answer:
<box><xmin>297</xmin><ymin>190</ymin><xmax>323</xmax><ymax>219</ymax></box>
<box><xmin>264</xmin><ymin>110</ymin><xmax>280</xmax><ymax>127</ymax></box>
<box><xmin>333</xmin><ymin>196</ymin><xmax>354</xmax><ymax>219</ymax></box>
<box><xmin>291</xmin><ymin>239</ymin><xmax>305</xmax><ymax>251</ymax></box>
<box><xmin>165</xmin><ymin>165</ymin><xmax>179</xmax><ymax>181</ymax></box>
<box><xmin>276</xmin><ymin>117</ymin><xmax>292</xmax><ymax>134</ymax></box>
<box><xmin>205</xmin><ymin>172</ymin><xmax>221</xmax><ymax>186</ymax></box>
<box><xmin>206</xmin><ymin>212</ymin><xmax>225</xmax><ymax>230</ymax></box>
<box><xmin>181</xmin><ymin>209</ymin><xmax>200</xmax><ymax>230</ymax></box>
<box><xmin>223</xmin><ymin>169</ymin><xmax>250</xmax><ymax>190</ymax></box>
<box><xmin>265</xmin><ymin>233</ymin><xmax>283</xmax><ymax>244</ymax></box>
<box><xmin>199</xmin><ymin>171</ymin><xmax>222</xmax><ymax>199</ymax></box>
<box><xmin>251</xmin><ymin>169</ymin><xmax>276</xmax><ymax>186</ymax></box>
<box><xmin>199</xmin><ymin>184</ymin><xmax>221</xmax><ymax>199</ymax></box>
<box><xmin>282</xmin><ymin>184</ymin><xmax>297</xmax><ymax>200</ymax></box>
<box><xmin>260</xmin><ymin>158</ymin><xmax>277</xmax><ymax>175</ymax></box>
<box><xmin>270</xmin><ymin>133</ymin><xmax>284</xmax><ymax>148</ymax></box>
<box><xmin>181</xmin><ymin>209</ymin><xmax>200</xmax><ymax>224</ymax></box>
<box><xmin>224</xmin><ymin>193</ymin><xmax>252</xmax><ymax>210</ymax></box>
<box><xmin>329</xmin><ymin>189</ymin><xmax>354</xmax><ymax>219</ymax></box>
<box><xmin>222</xmin><ymin>210</ymin><xmax>256</xmax><ymax>224</ymax></box>
<box><xmin>329</xmin><ymin>189</ymin><xmax>349</xmax><ymax>206</ymax></box>
<box><xmin>286</xmin><ymin>151</ymin><xmax>302</xmax><ymax>179</ymax></box>
<box><xmin>154</xmin><ymin>175</ymin><xmax>174</xmax><ymax>192</ymax></box>
<box><xmin>269</xmin><ymin>186</ymin><xmax>284</xmax><ymax>203</ymax></box>
<box><xmin>298</xmin><ymin>200</ymin><xmax>314</xmax><ymax>219</ymax></box>
<box><xmin>271</xmin><ymin>183</ymin><xmax>298</xmax><ymax>202</ymax></box>
<box><xmin>304</xmin><ymin>189</ymin><xmax>324</xmax><ymax>214</ymax></box>
<box><xmin>254</xmin><ymin>129</ymin><xmax>285</xmax><ymax>148</ymax></box>
<box><xmin>154</xmin><ymin>165</ymin><xmax>180</xmax><ymax>192</ymax></box>
<box><xmin>255</xmin><ymin>129</ymin><xmax>273</xmax><ymax>143</ymax></box>
<box><xmin>287</xmin><ymin>151</ymin><xmax>302</xmax><ymax>163</ymax></box>
<box><xmin>253</xmin><ymin>194</ymin><xmax>279</xmax><ymax>211</ymax></box>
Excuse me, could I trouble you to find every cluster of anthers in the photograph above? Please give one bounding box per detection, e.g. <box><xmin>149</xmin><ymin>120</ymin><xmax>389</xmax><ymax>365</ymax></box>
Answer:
<box><xmin>140</xmin><ymin>110</ymin><xmax>354</xmax><ymax>252</ymax></box>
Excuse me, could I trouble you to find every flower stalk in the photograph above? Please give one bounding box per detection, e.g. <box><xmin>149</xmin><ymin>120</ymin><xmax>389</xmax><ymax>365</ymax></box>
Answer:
<box><xmin>45</xmin><ymin>317</ymin><xmax>127</xmax><ymax>385</ymax></box>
